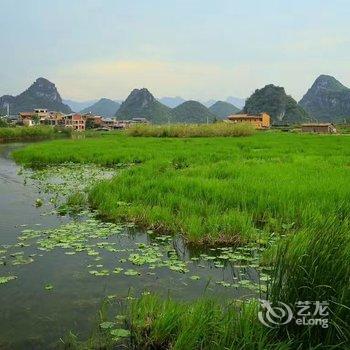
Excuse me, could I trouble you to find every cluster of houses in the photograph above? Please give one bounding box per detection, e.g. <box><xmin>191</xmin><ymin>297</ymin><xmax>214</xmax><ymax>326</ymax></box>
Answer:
<box><xmin>16</xmin><ymin>108</ymin><xmax>337</xmax><ymax>134</ymax></box>
<box><xmin>18</xmin><ymin>109</ymin><xmax>149</xmax><ymax>131</ymax></box>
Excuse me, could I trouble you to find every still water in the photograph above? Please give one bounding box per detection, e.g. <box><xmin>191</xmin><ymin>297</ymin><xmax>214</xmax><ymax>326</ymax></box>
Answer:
<box><xmin>0</xmin><ymin>143</ymin><xmax>262</xmax><ymax>349</ymax></box>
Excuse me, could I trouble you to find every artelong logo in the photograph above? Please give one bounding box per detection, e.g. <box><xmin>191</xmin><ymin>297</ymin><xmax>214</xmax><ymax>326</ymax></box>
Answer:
<box><xmin>258</xmin><ymin>299</ymin><xmax>329</xmax><ymax>329</ymax></box>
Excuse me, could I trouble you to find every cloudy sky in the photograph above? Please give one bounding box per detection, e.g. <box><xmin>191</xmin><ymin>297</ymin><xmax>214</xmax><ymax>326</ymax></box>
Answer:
<box><xmin>1</xmin><ymin>0</ymin><xmax>349</xmax><ymax>101</ymax></box>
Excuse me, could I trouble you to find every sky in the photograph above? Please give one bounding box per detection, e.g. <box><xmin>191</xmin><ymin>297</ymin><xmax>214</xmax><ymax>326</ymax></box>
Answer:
<box><xmin>1</xmin><ymin>0</ymin><xmax>349</xmax><ymax>102</ymax></box>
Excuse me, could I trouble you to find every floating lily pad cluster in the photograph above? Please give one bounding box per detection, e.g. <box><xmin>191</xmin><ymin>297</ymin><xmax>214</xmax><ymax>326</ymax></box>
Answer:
<box><xmin>0</xmin><ymin>275</ymin><xmax>17</xmax><ymax>284</ymax></box>
<box><xmin>0</xmin><ymin>214</ymin><xmax>271</xmax><ymax>294</ymax></box>
<box><xmin>0</xmin><ymin>164</ymin><xmax>272</xmax><ymax>295</ymax></box>
<box><xmin>21</xmin><ymin>163</ymin><xmax>116</xmax><ymax>209</ymax></box>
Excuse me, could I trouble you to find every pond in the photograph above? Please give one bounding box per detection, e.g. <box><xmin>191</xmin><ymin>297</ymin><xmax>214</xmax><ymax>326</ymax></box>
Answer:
<box><xmin>0</xmin><ymin>143</ymin><xmax>267</xmax><ymax>349</ymax></box>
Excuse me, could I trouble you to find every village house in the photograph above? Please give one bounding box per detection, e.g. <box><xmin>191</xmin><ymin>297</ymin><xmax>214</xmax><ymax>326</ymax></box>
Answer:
<box><xmin>114</xmin><ymin>120</ymin><xmax>132</xmax><ymax>129</ymax></box>
<box><xmin>19</xmin><ymin>108</ymin><xmax>50</xmax><ymax>126</ymax></box>
<box><xmin>226</xmin><ymin>113</ymin><xmax>271</xmax><ymax>129</ymax></box>
<box><xmin>43</xmin><ymin>112</ymin><xmax>65</xmax><ymax>126</ymax></box>
<box><xmin>301</xmin><ymin>123</ymin><xmax>337</xmax><ymax>134</ymax></box>
<box><xmin>64</xmin><ymin>114</ymin><xmax>86</xmax><ymax>131</ymax></box>
<box><xmin>18</xmin><ymin>110</ymin><xmax>149</xmax><ymax>131</ymax></box>
<box><xmin>19</xmin><ymin>112</ymin><xmax>36</xmax><ymax>126</ymax></box>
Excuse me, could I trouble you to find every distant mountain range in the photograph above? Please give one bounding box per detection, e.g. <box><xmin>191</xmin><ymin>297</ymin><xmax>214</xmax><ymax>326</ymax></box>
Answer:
<box><xmin>159</xmin><ymin>96</ymin><xmax>245</xmax><ymax>109</ymax></box>
<box><xmin>115</xmin><ymin>89</ymin><xmax>239</xmax><ymax>123</ymax></box>
<box><xmin>0</xmin><ymin>78</ymin><xmax>71</xmax><ymax>115</ymax></box>
<box><xmin>63</xmin><ymin>99</ymin><xmax>98</xmax><ymax>112</ymax></box>
<box><xmin>3</xmin><ymin>75</ymin><xmax>349</xmax><ymax>123</ymax></box>
<box><xmin>225</xmin><ymin>96</ymin><xmax>246</xmax><ymax>109</ymax></box>
<box><xmin>116</xmin><ymin>88</ymin><xmax>173</xmax><ymax>123</ymax></box>
<box><xmin>172</xmin><ymin>101</ymin><xmax>216</xmax><ymax>123</ymax></box>
<box><xmin>158</xmin><ymin>96</ymin><xmax>186</xmax><ymax>108</ymax></box>
<box><xmin>80</xmin><ymin>98</ymin><xmax>120</xmax><ymax>117</ymax></box>
<box><xmin>243</xmin><ymin>84</ymin><xmax>309</xmax><ymax>123</ymax></box>
<box><xmin>209</xmin><ymin>101</ymin><xmax>240</xmax><ymax>118</ymax></box>
<box><xmin>299</xmin><ymin>75</ymin><xmax>350</xmax><ymax>122</ymax></box>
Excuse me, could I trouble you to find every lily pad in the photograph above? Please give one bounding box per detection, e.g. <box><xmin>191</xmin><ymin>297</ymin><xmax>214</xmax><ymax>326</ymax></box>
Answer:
<box><xmin>0</xmin><ymin>276</ymin><xmax>17</xmax><ymax>284</ymax></box>
<box><xmin>100</xmin><ymin>321</ymin><xmax>115</xmax><ymax>330</ymax></box>
<box><xmin>44</xmin><ymin>283</ymin><xmax>53</xmax><ymax>291</ymax></box>
<box><xmin>190</xmin><ymin>275</ymin><xmax>200</xmax><ymax>280</ymax></box>
<box><xmin>110</xmin><ymin>328</ymin><xmax>130</xmax><ymax>338</ymax></box>
<box><xmin>124</xmin><ymin>269</ymin><xmax>139</xmax><ymax>276</ymax></box>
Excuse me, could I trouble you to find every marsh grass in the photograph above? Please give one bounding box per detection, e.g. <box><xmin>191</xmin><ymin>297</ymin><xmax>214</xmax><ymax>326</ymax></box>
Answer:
<box><xmin>0</xmin><ymin>126</ymin><xmax>72</xmax><ymax>141</ymax></box>
<box><xmin>15</xmin><ymin>132</ymin><xmax>350</xmax><ymax>348</ymax></box>
<box><xmin>13</xmin><ymin>132</ymin><xmax>350</xmax><ymax>244</ymax></box>
<box><xmin>62</xmin><ymin>294</ymin><xmax>291</xmax><ymax>350</ymax></box>
<box><xmin>269</xmin><ymin>219</ymin><xmax>350</xmax><ymax>348</ymax></box>
<box><xmin>125</xmin><ymin>122</ymin><xmax>256</xmax><ymax>137</ymax></box>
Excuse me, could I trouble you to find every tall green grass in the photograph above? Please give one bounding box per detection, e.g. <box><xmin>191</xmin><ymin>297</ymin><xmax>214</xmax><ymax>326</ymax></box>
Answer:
<box><xmin>61</xmin><ymin>295</ymin><xmax>291</xmax><ymax>350</ymax></box>
<box><xmin>13</xmin><ymin>132</ymin><xmax>350</xmax><ymax>244</ymax></box>
<box><xmin>0</xmin><ymin>126</ymin><xmax>72</xmax><ymax>141</ymax></box>
<box><xmin>125</xmin><ymin>122</ymin><xmax>256</xmax><ymax>137</ymax></box>
<box><xmin>126</xmin><ymin>294</ymin><xmax>291</xmax><ymax>350</ymax></box>
<box><xmin>269</xmin><ymin>219</ymin><xmax>350</xmax><ymax>347</ymax></box>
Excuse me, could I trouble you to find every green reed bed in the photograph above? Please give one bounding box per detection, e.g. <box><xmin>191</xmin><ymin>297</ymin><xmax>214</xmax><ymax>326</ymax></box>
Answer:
<box><xmin>125</xmin><ymin>122</ymin><xmax>256</xmax><ymax>137</ymax></box>
<box><xmin>126</xmin><ymin>294</ymin><xmax>291</xmax><ymax>350</ymax></box>
<box><xmin>269</xmin><ymin>219</ymin><xmax>350</xmax><ymax>348</ymax></box>
<box><xmin>62</xmin><ymin>295</ymin><xmax>292</xmax><ymax>350</ymax></box>
<box><xmin>0</xmin><ymin>125</ymin><xmax>72</xmax><ymax>142</ymax></box>
<box><xmin>13</xmin><ymin>132</ymin><xmax>350</xmax><ymax>244</ymax></box>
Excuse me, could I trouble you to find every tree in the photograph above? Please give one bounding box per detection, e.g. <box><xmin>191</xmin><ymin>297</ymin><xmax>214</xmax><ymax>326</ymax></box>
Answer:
<box><xmin>0</xmin><ymin>117</ymin><xmax>8</xmax><ymax>127</ymax></box>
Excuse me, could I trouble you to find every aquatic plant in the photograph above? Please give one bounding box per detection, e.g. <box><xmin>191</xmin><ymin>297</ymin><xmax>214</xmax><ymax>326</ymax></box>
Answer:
<box><xmin>269</xmin><ymin>219</ymin><xmax>350</xmax><ymax>347</ymax></box>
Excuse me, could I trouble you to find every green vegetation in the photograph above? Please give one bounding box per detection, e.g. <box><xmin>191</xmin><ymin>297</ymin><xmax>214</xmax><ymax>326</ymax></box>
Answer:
<box><xmin>209</xmin><ymin>100</ymin><xmax>240</xmax><ymax>118</ymax></box>
<box><xmin>11</xmin><ymin>131</ymin><xmax>350</xmax><ymax>348</ymax></box>
<box><xmin>0</xmin><ymin>117</ymin><xmax>8</xmax><ymax>127</ymax></box>
<box><xmin>61</xmin><ymin>295</ymin><xmax>290</xmax><ymax>350</ymax></box>
<box><xmin>0</xmin><ymin>126</ymin><xmax>72</xmax><ymax>141</ymax></box>
<box><xmin>270</xmin><ymin>220</ymin><xmax>350</xmax><ymax>347</ymax></box>
<box><xmin>127</xmin><ymin>295</ymin><xmax>289</xmax><ymax>350</ymax></box>
<box><xmin>125</xmin><ymin>122</ymin><xmax>255</xmax><ymax>137</ymax></box>
<box><xmin>0</xmin><ymin>276</ymin><xmax>17</xmax><ymax>284</ymax></box>
<box><xmin>13</xmin><ymin>132</ymin><xmax>350</xmax><ymax>245</ymax></box>
<box><xmin>244</xmin><ymin>84</ymin><xmax>309</xmax><ymax>123</ymax></box>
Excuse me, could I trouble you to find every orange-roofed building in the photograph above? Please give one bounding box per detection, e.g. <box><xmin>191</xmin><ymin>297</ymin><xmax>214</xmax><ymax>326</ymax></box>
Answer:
<box><xmin>227</xmin><ymin>112</ymin><xmax>271</xmax><ymax>129</ymax></box>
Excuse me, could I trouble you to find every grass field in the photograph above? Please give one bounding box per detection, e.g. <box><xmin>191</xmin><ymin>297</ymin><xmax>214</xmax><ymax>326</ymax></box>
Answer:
<box><xmin>13</xmin><ymin>131</ymin><xmax>350</xmax><ymax>244</ymax></box>
<box><xmin>13</xmin><ymin>130</ymin><xmax>350</xmax><ymax>348</ymax></box>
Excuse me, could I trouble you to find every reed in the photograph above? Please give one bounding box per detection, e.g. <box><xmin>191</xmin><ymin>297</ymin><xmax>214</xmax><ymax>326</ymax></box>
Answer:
<box><xmin>0</xmin><ymin>126</ymin><xmax>71</xmax><ymax>141</ymax></box>
<box><xmin>269</xmin><ymin>219</ymin><xmax>350</xmax><ymax>347</ymax></box>
<box><xmin>125</xmin><ymin>122</ymin><xmax>256</xmax><ymax>137</ymax></box>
